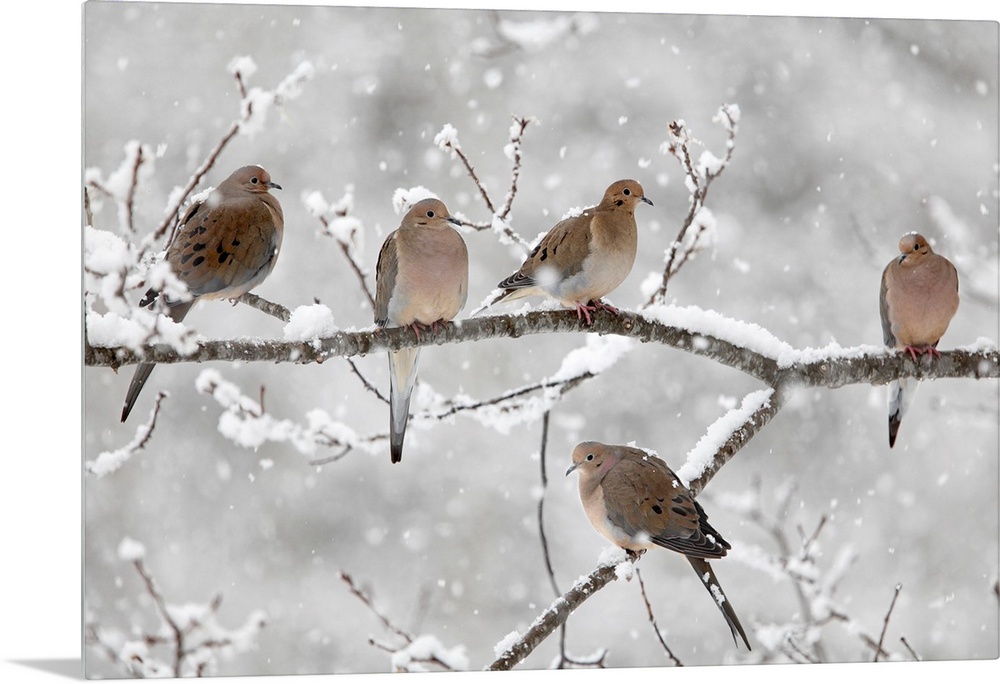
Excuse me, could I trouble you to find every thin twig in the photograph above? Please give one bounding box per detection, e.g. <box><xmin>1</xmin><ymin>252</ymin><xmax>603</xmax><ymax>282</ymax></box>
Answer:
<box><xmin>346</xmin><ymin>358</ymin><xmax>389</xmax><ymax>404</ymax></box>
<box><xmin>154</xmin><ymin>65</ymin><xmax>262</xmax><ymax>248</ymax></box>
<box><xmin>874</xmin><ymin>584</ymin><xmax>902</xmax><ymax>662</ymax></box>
<box><xmin>899</xmin><ymin>636</ymin><xmax>921</xmax><ymax>661</ymax></box>
<box><xmin>132</xmin><ymin>558</ymin><xmax>186</xmax><ymax>675</ymax></box>
<box><xmin>124</xmin><ymin>144</ymin><xmax>144</xmax><ymax>235</ymax></box>
<box><xmin>234</xmin><ymin>292</ymin><xmax>292</xmax><ymax>322</ymax></box>
<box><xmin>339</xmin><ymin>570</ymin><xmax>413</xmax><ymax>642</ymax></box>
<box><xmin>647</xmin><ymin>106</ymin><xmax>739</xmax><ymax>305</ymax></box>
<box><xmin>635</xmin><ymin>568</ymin><xmax>682</xmax><ymax>666</ymax></box>
<box><xmin>314</xmin><ymin>211</ymin><xmax>376</xmax><ymax>309</ymax></box>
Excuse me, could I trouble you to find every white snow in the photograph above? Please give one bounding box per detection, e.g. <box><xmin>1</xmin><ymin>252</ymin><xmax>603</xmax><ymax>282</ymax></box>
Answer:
<box><xmin>390</xmin><ymin>634</ymin><xmax>468</xmax><ymax>672</ymax></box>
<box><xmin>116</xmin><ymin>537</ymin><xmax>146</xmax><ymax>562</ymax></box>
<box><xmin>392</xmin><ymin>186</ymin><xmax>438</xmax><ymax>214</ymax></box>
<box><xmin>677</xmin><ymin>388</ymin><xmax>774</xmax><ymax>485</ymax></box>
<box><xmin>283</xmin><ymin>304</ymin><xmax>337</xmax><ymax>341</ymax></box>
<box><xmin>492</xmin><ymin>630</ymin><xmax>521</xmax><ymax>658</ymax></box>
<box><xmin>227</xmin><ymin>55</ymin><xmax>257</xmax><ymax>79</ymax></box>
<box><xmin>433</xmin><ymin>123</ymin><xmax>460</xmax><ymax>156</ymax></box>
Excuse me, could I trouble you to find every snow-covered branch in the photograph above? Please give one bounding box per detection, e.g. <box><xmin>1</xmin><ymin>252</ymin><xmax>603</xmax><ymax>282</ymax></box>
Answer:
<box><xmin>435</xmin><ymin>116</ymin><xmax>535</xmax><ymax>248</ymax></box>
<box><xmin>647</xmin><ymin>104</ymin><xmax>740</xmax><ymax>305</ymax></box>
<box><xmin>86</xmin><ymin>538</ymin><xmax>267</xmax><ymax>677</ymax></box>
<box><xmin>85</xmin><ymin>307</ymin><xmax>1000</xmax><ymax>392</ymax></box>
<box><xmin>339</xmin><ymin>570</ymin><xmax>469</xmax><ymax>672</ymax></box>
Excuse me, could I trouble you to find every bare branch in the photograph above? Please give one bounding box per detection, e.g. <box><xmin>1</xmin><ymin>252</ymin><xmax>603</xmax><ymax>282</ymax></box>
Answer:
<box><xmin>345</xmin><ymin>357</ymin><xmax>389</xmax><ymax>404</ymax></box>
<box><xmin>234</xmin><ymin>292</ymin><xmax>291</xmax><ymax>322</ymax></box>
<box><xmin>340</xmin><ymin>570</ymin><xmax>467</xmax><ymax>672</ymax></box>
<box><xmin>874</xmin><ymin>584</ymin><xmax>902</xmax><ymax>662</ymax></box>
<box><xmin>340</xmin><ymin>570</ymin><xmax>413</xmax><ymax>643</ymax></box>
<box><xmin>635</xmin><ymin>568</ymin><xmax>683</xmax><ymax>666</ymax></box>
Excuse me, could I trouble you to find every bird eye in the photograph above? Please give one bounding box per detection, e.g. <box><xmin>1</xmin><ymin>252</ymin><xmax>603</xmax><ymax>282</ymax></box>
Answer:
<box><xmin>250</xmin><ymin>177</ymin><xmax>259</xmax><ymax>184</ymax></box>
<box><xmin>586</xmin><ymin>453</ymin><xmax>594</xmax><ymax>461</ymax></box>
<box><xmin>623</xmin><ymin>188</ymin><xmax>631</xmax><ymax>195</ymax></box>
<box><xmin>426</xmin><ymin>210</ymin><xmax>435</xmax><ymax>218</ymax></box>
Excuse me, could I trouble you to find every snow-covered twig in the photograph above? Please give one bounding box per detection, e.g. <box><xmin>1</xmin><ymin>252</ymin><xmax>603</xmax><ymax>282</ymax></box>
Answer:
<box><xmin>196</xmin><ymin>369</ymin><xmax>373</xmax><ymax>462</ymax></box>
<box><xmin>86</xmin><ymin>538</ymin><xmax>267</xmax><ymax>677</ymax></box>
<box><xmin>435</xmin><ymin>117</ymin><xmax>534</xmax><ymax>248</ymax></box>
<box><xmin>714</xmin><ymin>479</ymin><xmax>918</xmax><ymax>664</ymax></box>
<box><xmin>646</xmin><ymin>104</ymin><xmax>740</xmax><ymax>305</ymax></box>
<box><xmin>339</xmin><ymin>571</ymin><xmax>468</xmax><ymax>672</ymax></box>
<box><xmin>487</xmin><ymin>557</ymin><xmax>622</xmax><ymax>671</ymax></box>
<box><xmin>85</xmin><ymin>391</ymin><xmax>167</xmax><ymax>477</ymax></box>
<box><xmin>304</xmin><ymin>186</ymin><xmax>376</xmax><ymax>309</ymax></box>
<box><xmin>156</xmin><ymin>58</ymin><xmax>313</xmax><ymax>249</ymax></box>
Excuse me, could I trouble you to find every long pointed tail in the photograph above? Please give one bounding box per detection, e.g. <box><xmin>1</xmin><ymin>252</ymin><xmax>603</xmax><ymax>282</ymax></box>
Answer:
<box><xmin>887</xmin><ymin>377</ymin><xmax>919</xmax><ymax>448</ymax></box>
<box><xmin>120</xmin><ymin>299</ymin><xmax>194</xmax><ymax>422</ymax></box>
<box><xmin>388</xmin><ymin>347</ymin><xmax>420</xmax><ymax>463</ymax></box>
<box><xmin>687</xmin><ymin>557</ymin><xmax>751</xmax><ymax>650</ymax></box>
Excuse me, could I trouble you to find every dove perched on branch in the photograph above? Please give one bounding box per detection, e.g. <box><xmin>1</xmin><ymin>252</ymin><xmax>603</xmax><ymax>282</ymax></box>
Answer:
<box><xmin>879</xmin><ymin>232</ymin><xmax>959</xmax><ymax>447</ymax></box>
<box><xmin>478</xmin><ymin>179</ymin><xmax>652</xmax><ymax>325</ymax></box>
<box><xmin>121</xmin><ymin>165</ymin><xmax>284</xmax><ymax>422</ymax></box>
<box><xmin>567</xmin><ymin>441</ymin><xmax>751</xmax><ymax>649</ymax></box>
<box><xmin>374</xmin><ymin>198</ymin><xmax>469</xmax><ymax>464</ymax></box>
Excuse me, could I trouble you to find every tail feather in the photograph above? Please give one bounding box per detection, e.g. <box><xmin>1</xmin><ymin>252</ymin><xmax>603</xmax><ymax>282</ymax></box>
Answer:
<box><xmin>687</xmin><ymin>557</ymin><xmax>751</xmax><ymax>650</ymax></box>
<box><xmin>388</xmin><ymin>347</ymin><xmax>420</xmax><ymax>463</ymax></box>
<box><xmin>470</xmin><ymin>288</ymin><xmax>517</xmax><ymax>317</ymax></box>
<box><xmin>887</xmin><ymin>377</ymin><xmax>918</xmax><ymax>448</ymax></box>
<box><xmin>120</xmin><ymin>299</ymin><xmax>195</xmax><ymax>422</ymax></box>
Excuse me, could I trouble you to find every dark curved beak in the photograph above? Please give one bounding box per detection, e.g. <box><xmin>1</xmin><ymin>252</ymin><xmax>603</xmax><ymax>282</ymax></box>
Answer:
<box><xmin>641</xmin><ymin>196</ymin><xmax>653</xmax><ymax>206</ymax></box>
<box><xmin>565</xmin><ymin>463</ymin><xmax>578</xmax><ymax>476</ymax></box>
<box><xmin>269</xmin><ymin>182</ymin><xmax>282</xmax><ymax>191</ymax></box>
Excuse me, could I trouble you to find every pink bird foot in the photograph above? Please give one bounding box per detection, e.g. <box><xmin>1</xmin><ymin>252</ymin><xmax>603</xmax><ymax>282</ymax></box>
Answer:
<box><xmin>903</xmin><ymin>344</ymin><xmax>940</xmax><ymax>362</ymax></box>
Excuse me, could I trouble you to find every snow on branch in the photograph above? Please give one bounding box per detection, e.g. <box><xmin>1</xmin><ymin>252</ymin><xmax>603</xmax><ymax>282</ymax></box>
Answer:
<box><xmin>434</xmin><ymin>116</ymin><xmax>536</xmax><ymax>247</ymax></box>
<box><xmin>85</xmin><ymin>391</ymin><xmax>168</xmax><ymax>477</ymax></box>
<box><xmin>85</xmin><ymin>308</ymin><xmax>1000</xmax><ymax>392</ymax></box>
<box><xmin>195</xmin><ymin>369</ymin><xmax>376</xmax><ymax>463</ymax></box>
<box><xmin>158</xmin><ymin>56</ymin><xmax>313</xmax><ymax>250</ymax></box>
<box><xmin>712</xmin><ymin>478</ymin><xmax>917</xmax><ymax>664</ymax></box>
<box><xmin>302</xmin><ymin>185</ymin><xmax>375</xmax><ymax>309</ymax></box>
<box><xmin>416</xmin><ymin>334</ymin><xmax>634</xmax><ymax>435</ymax></box>
<box><xmin>86</xmin><ymin>537</ymin><xmax>267</xmax><ymax>677</ymax></box>
<box><xmin>646</xmin><ymin>104</ymin><xmax>740</xmax><ymax>305</ymax></box>
<box><xmin>339</xmin><ymin>570</ymin><xmax>469</xmax><ymax>672</ymax></box>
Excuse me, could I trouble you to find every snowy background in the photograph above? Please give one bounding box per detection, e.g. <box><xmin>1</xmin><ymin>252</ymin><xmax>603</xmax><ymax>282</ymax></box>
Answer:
<box><xmin>82</xmin><ymin>3</ymin><xmax>998</xmax><ymax>677</ymax></box>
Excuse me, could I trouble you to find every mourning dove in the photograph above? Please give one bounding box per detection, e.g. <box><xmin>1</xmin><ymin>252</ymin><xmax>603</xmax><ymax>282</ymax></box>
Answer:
<box><xmin>375</xmin><ymin>198</ymin><xmax>469</xmax><ymax>463</ymax></box>
<box><xmin>479</xmin><ymin>179</ymin><xmax>652</xmax><ymax>325</ymax></box>
<box><xmin>120</xmin><ymin>165</ymin><xmax>284</xmax><ymax>422</ymax></box>
<box><xmin>879</xmin><ymin>232</ymin><xmax>959</xmax><ymax>447</ymax></box>
<box><xmin>566</xmin><ymin>441</ymin><xmax>751</xmax><ymax>649</ymax></box>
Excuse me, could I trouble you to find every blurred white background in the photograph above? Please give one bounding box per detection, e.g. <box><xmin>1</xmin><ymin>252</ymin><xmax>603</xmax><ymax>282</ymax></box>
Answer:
<box><xmin>27</xmin><ymin>0</ymin><xmax>1000</xmax><ymax>680</ymax></box>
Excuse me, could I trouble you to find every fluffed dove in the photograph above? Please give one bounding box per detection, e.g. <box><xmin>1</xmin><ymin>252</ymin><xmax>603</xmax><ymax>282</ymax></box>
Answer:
<box><xmin>375</xmin><ymin>197</ymin><xmax>469</xmax><ymax>463</ymax></box>
<box><xmin>479</xmin><ymin>179</ymin><xmax>652</xmax><ymax>325</ymax></box>
<box><xmin>120</xmin><ymin>165</ymin><xmax>284</xmax><ymax>422</ymax></box>
<box><xmin>879</xmin><ymin>232</ymin><xmax>959</xmax><ymax>447</ymax></box>
<box><xmin>566</xmin><ymin>441</ymin><xmax>751</xmax><ymax>649</ymax></box>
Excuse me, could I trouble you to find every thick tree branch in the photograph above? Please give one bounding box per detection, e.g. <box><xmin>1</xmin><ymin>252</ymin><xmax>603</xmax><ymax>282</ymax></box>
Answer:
<box><xmin>85</xmin><ymin>309</ymin><xmax>1000</xmax><ymax>391</ymax></box>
